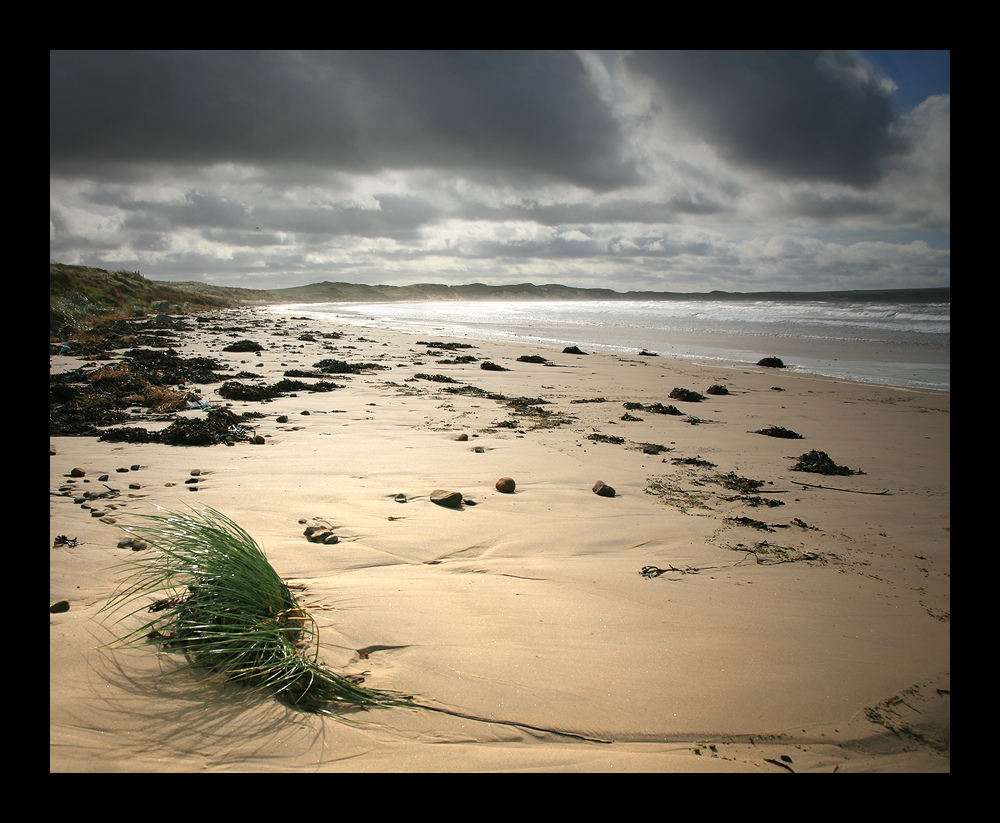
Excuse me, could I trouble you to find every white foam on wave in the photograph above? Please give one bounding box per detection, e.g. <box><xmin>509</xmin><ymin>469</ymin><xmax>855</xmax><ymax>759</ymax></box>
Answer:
<box><xmin>267</xmin><ymin>299</ymin><xmax>950</xmax><ymax>391</ymax></box>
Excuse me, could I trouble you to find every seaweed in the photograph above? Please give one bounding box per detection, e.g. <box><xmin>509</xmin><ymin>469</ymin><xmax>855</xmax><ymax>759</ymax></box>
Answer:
<box><xmin>753</xmin><ymin>425</ymin><xmax>803</xmax><ymax>439</ymax></box>
<box><xmin>791</xmin><ymin>450</ymin><xmax>860</xmax><ymax>476</ymax></box>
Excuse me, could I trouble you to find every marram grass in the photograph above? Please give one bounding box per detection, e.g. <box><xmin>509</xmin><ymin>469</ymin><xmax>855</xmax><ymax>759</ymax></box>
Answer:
<box><xmin>103</xmin><ymin>506</ymin><xmax>412</xmax><ymax>715</ymax></box>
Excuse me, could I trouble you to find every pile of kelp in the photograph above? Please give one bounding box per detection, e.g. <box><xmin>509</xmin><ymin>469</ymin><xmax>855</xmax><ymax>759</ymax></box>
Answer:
<box><xmin>50</xmin><ymin>315</ymin><xmax>350</xmax><ymax>445</ymax></box>
<box><xmin>50</xmin><ymin>347</ymin><xmax>236</xmax><ymax>439</ymax></box>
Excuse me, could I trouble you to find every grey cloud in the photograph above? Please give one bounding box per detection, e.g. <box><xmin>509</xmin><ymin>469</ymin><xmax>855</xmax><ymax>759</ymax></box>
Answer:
<box><xmin>626</xmin><ymin>50</ymin><xmax>907</xmax><ymax>188</ymax></box>
<box><xmin>50</xmin><ymin>50</ymin><xmax>638</xmax><ymax>191</ymax></box>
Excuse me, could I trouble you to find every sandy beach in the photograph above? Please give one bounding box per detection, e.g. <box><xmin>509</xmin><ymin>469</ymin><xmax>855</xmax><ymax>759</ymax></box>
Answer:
<box><xmin>50</xmin><ymin>307</ymin><xmax>950</xmax><ymax>772</ymax></box>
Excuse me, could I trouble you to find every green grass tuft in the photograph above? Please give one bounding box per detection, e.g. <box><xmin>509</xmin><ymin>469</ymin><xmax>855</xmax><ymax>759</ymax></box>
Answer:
<box><xmin>103</xmin><ymin>506</ymin><xmax>412</xmax><ymax>715</ymax></box>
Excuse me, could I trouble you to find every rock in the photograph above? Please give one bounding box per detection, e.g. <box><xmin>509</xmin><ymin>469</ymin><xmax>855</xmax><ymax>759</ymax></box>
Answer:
<box><xmin>304</xmin><ymin>522</ymin><xmax>339</xmax><ymax>544</ymax></box>
<box><xmin>276</xmin><ymin>415</ymin><xmax>289</xmax><ymax>423</ymax></box>
<box><xmin>757</xmin><ymin>357</ymin><xmax>786</xmax><ymax>368</ymax></box>
<box><xmin>50</xmin><ymin>599</ymin><xmax>70</xmax><ymax>614</ymax></box>
<box><xmin>592</xmin><ymin>480</ymin><xmax>616</xmax><ymax>497</ymax></box>
<box><xmin>131</xmin><ymin>540</ymin><xmax>149</xmax><ymax>551</ymax></box>
<box><xmin>129</xmin><ymin>482</ymin><xmax>141</xmax><ymax>489</ymax></box>
<box><xmin>455</xmin><ymin>433</ymin><xmax>469</xmax><ymax>441</ymax></box>
<box><xmin>252</xmin><ymin>434</ymin><xmax>266</xmax><ymax>444</ymax></box>
<box><xmin>70</xmin><ymin>467</ymin><xmax>86</xmax><ymax>477</ymax></box>
<box><xmin>496</xmin><ymin>477</ymin><xmax>516</xmax><ymax>493</ymax></box>
<box><xmin>430</xmin><ymin>489</ymin><xmax>464</xmax><ymax>508</ymax></box>
<box><xmin>394</xmin><ymin>493</ymin><xmax>408</xmax><ymax>503</ymax></box>
<box><xmin>562</xmin><ymin>345</ymin><xmax>588</xmax><ymax>355</ymax></box>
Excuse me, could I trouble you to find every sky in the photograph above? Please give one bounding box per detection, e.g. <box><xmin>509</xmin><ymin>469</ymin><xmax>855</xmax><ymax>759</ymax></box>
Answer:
<box><xmin>50</xmin><ymin>50</ymin><xmax>950</xmax><ymax>294</ymax></box>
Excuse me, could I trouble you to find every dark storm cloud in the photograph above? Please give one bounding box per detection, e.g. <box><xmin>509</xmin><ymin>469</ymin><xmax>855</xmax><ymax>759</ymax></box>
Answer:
<box><xmin>49</xmin><ymin>50</ymin><xmax>949</xmax><ymax>293</ymax></box>
<box><xmin>626</xmin><ymin>50</ymin><xmax>906</xmax><ymax>188</ymax></box>
<box><xmin>49</xmin><ymin>50</ymin><xmax>639</xmax><ymax>191</ymax></box>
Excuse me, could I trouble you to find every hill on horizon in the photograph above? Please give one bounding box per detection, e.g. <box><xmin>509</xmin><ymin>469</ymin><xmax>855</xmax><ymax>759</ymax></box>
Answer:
<box><xmin>50</xmin><ymin>262</ymin><xmax>949</xmax><ymax>337</ymax></box>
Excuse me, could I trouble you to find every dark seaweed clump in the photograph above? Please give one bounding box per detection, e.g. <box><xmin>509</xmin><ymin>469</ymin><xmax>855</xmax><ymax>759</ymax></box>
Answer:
<box><xmin>754</xmin><ymin>425</ymin><xmax>803</xmax><ymax>439</ymax></box>
<box><xmin>792</xmin><ymin>450</ymin><xmax>859</xmax><ymax>476</ymax></box>
<box><xmin>669</xmin><ymin>387</ymin><xmax>705</xmax><ymax>402</ymax></box>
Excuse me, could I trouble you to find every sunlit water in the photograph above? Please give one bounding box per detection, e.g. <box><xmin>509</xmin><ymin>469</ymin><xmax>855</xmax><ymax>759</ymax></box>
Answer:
<box><xmin>266</xmin><ymin>298</ymin><xmax>950</xmax><ymax>392</ymax></box>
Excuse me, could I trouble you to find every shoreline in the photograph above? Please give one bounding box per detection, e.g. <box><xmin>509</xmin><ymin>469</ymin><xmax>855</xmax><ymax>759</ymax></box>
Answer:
<box><xmin>51</xmin><ymin>306</ymin><xmax>950</xmax><ymax>772</ymax></box>
<box><xmin>263</xmin><ymin>301</ymin><xmax>950</xmax><ymax>394</ymax></box>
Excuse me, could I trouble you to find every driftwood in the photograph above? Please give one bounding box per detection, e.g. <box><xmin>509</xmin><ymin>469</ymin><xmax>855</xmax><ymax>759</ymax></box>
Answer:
<box><xmin>790</xmin><ymin>479</ymin><xmax>890</xmax><ymax>495</ymax></box>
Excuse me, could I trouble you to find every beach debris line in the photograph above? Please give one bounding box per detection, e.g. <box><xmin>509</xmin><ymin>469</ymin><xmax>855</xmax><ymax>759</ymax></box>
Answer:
<box><xmin>103</xmin><ymin>506</ymin><xmax>413</xmax><ymax>715</ymax></box>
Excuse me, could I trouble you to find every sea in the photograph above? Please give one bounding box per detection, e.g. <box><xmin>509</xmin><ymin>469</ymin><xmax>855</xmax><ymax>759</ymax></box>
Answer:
<box><xmin>266</xmin><ymin>298</ymin><xmax>950</xmax><ymax>392</ymax></box>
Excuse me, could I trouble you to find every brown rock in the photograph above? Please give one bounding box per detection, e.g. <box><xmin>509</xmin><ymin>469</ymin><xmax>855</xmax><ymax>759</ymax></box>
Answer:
<box><xmin>430</xmin><ymin>489</ymin><xmax>464</xmax><ymax>508</ymax></box>
<box><xmin>495</xmin><ymin>477</ymin><xmax>516</xmax><ymax>493</ymax></box>
<box><xmin>70</xmin><ymin>467</ymin><xmax>86</xmax><ymax>477</ymax></box>
<box><xmin>50</xmin><ymin>599</ymin><xmax>70</xmax><ymax>614</ymax></box>
<box><xmin>592</xmin><ymin>480</ymin><xmax>616</xmax><ymax>497</ymax></box>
